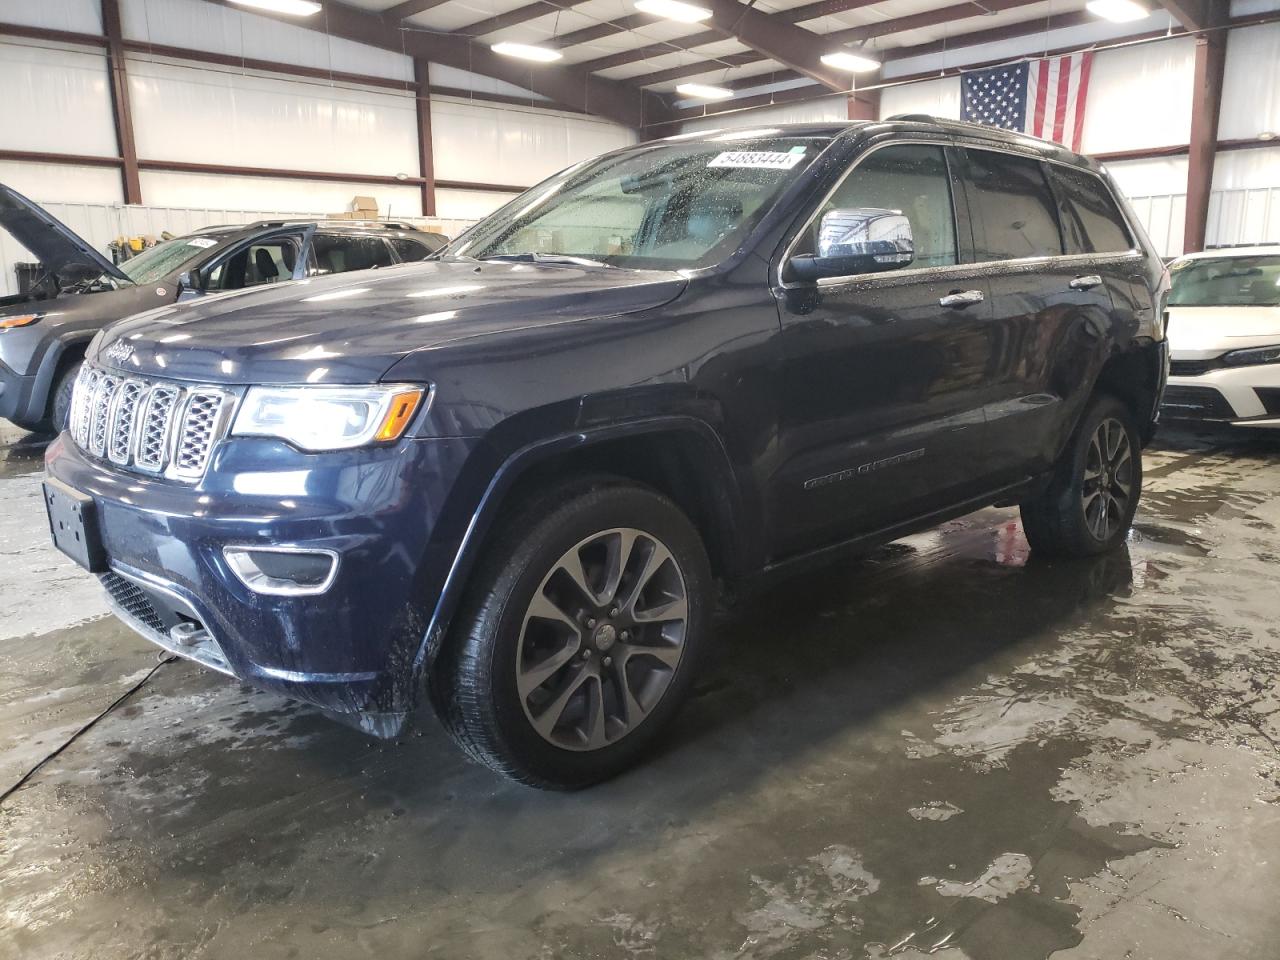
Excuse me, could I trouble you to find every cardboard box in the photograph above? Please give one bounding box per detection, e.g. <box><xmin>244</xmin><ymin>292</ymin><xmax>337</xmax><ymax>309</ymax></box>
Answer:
<box><xmin>350</xmin><ymin>195</ymin><xmax>378</xmax><ymax>213</ymax></box>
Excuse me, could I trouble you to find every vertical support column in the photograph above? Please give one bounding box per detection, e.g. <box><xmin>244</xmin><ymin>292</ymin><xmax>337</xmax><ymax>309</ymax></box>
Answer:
<box><xmin>1183</xmin><ymin>30</ymin><xmax>1226</xmax><ymax>253</ymax></box>
<box><xmin>847</xmin><ymin>87</ymin><xmax>879</xmax><ymax>122</ymax></box>
<box><xmin>414</xmin><ymin>58</ymin><xmax>437</xmax><ymax>218</ymax></box>
<box><xmin>102</xmin><ymin>0</ymin><xmax>142</xmax><ymax>205</ymax></box>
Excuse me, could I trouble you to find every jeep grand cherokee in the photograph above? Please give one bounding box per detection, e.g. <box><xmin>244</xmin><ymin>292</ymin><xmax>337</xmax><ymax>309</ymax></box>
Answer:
<box><xmin>43</xmin><ymin>118</ymin><xmax>1168</xmax><ymax>788</ymax></box>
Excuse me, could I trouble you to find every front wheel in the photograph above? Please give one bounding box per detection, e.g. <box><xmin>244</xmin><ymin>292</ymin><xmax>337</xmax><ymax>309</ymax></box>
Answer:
<box><xmin>47</xmin><ymin>359</ymin><xmax>83</xmax><ymax>434</ymax></box>
<box><xmin>429</xmin><ymin>479</ymin><xmax>712</xmax><ymax>789</ymax></box>
<box><xmin>1020</xmin><ymin>394</ymin><xmax>1143</xmax><ymax>558</ymax></box>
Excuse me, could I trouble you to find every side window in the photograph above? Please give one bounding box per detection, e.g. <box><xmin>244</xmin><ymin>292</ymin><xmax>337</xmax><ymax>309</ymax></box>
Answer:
<box><xmin>1050</xmin><ymin>165</ymin><xmax>1133</xmax><ymax>254</ymax></box>
<box><xmin>804</xmin><ymin>144</ymin><xmax>957</xmax><ymax>269</ymax></box>
<box><xmin>390</xmin><ymin>237</ymin><xmax>432</xmax><ymax>262</ymax></box>
<box><xmin>309</xmin><ymin>234</ymin><xmax>394</xmax><ymax>276</ymax></box>
<box><xmin>963</xmin><ymin>150</ymin><xmax>1063</xmax><ymax>261</ymax></box>
<box><xmin>207</xmin><ymin>236</ymin><xmax>301</xmax><ymax>290</ymax></box>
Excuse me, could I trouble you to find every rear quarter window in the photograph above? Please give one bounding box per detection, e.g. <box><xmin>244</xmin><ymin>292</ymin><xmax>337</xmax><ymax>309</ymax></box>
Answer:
<box><xmin>1051</xmin><ymin>165</ymin><xmax>1133</xmax><ymax>254</ymax></box>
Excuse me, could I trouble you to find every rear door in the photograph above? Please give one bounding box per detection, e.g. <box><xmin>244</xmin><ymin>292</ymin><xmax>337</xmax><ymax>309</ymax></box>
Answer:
<box><xmin>770</xmin><ymin>141</ymin><xmax>996</xmax><ymax>557</ymax></box>
<box><xmin>956</xmin><ymin>147</ymin><xmax>1115</xmax><ymax>484</ymax></box>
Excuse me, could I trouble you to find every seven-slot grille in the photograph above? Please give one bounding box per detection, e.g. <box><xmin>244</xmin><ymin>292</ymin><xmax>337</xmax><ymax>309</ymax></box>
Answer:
<box><xmin>69</xmin><ymin>363</ymin><xmax>233</xmax><ymax>480</ymax></box>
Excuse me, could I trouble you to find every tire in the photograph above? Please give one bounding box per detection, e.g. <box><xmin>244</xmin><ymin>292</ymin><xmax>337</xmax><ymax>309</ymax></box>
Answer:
<box><xmin>1020</xmin><ymin>393</ymin><xmax>1143</xmax><ymax>558</ymax></box>
<box><xmin>429</xmin><ymin>478</ymin><xmax>713</xmax><ymax>789</ymax></box>
<box><xmin>46</xmin><ymin>360</ymin><xmax>82</xmax><ymax>434</ymax></box>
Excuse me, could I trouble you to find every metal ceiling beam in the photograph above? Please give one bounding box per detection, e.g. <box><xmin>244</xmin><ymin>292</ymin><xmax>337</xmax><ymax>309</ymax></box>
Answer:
<box><xmin>605</xmin><ymin>0</ymin><xmax>1040</xmax><ymax>90</ymax></box>
<box><xmin>697</xmin><ymin>0</ymin><xmax>850</xmax><ymax>91</ymax></box>
<box><xmin>382</xmin><ymin>0</ymin><xmax>452</xmax><ymax>20</ymax></box>
<box><xmin>198</xmin><ymin>0</ymin><xmax>669</xmax><ymax>128</ymax></box>
<box><xmin>456</xmin><ymin>0</ymin><xmax>593</xmax><ymax>38</ymax></box>
<box><xmin>1151</xmin><ymin>0</ymin><xmax>1216</xmax><ymax>32</ymax></box>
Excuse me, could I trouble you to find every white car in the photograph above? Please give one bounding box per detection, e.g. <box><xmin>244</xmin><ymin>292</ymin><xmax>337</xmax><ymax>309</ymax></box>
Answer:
<box><xmin>1162</xmin><ymin>245</ymin><xmax>1280</xmax><ymax>428</ymax></box>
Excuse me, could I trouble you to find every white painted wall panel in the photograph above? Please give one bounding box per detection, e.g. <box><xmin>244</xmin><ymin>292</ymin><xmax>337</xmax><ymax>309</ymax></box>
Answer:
<box><xmin>1080</xmin><ymin>39</ymin><xmax>1195</xmax><ymax>154</ymax></box>
<box><xmin>120</xmin><ymin>0</ymin><xmax>413</xmax><ymax>82</ymax></box>
<box><xmin>1104</xmin><ymin>156</ymin><xmax>1191</xmax><ymax>198</ymax></box>
<box><xmin>431</xmin><ymin>98</ymin><xmax>635</xmax><ymax>187</ymax></box>
<box><xmin>878</xmin><ymin>77</ymin><xmax>961</xmax><ymax>122</ymax></box>
<box><xmin>138</xmin><ymin>170</ymin><xmax>424</xmax><ymax>217</ymax></box>
<box><xmin>0</xmin><ymin>0</ymin><xmax>102</xmax><ymax>33</ymax></box>
<box><xmin>1212</xmin><ymin>147</ymin><xmax>1280</xmax><ymax>190</ymax></box>
<box><xmin>679</xmin><ymin>97</ymin><xmax>847</xmax><ymax>135</ymax></box>
<box><xmin>428</xmin><ymin>64</ymin><xmax>548</xmax><ymax>102</ymax></box>
<box><xmin>1220</xmin><ymin>22</ymin><xmax>1280</xmax><ymax>141</ymax></box>
<box><xmin>0</xmin><ymin>41</ymin><xmax>119</xmax><ymax>157</ymax></box>
<box><xmin>0</xmin><ymin>161</ymin><xmax>124</xmax><ymax>205</ymax></box>
<box><xmin>435</xmin><ymin>189</ymin><xmax>520</xmax><ymax>221</ymax></box>
<box><xmin>126</xmin><ymin>58</ymin><xmax>420</xmax><ymax>177</ymax></box>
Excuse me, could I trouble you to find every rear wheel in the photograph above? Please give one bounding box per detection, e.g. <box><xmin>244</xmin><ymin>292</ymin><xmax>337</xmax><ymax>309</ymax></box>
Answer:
<box><xmin>429</xmin><ymin>479</ymin><xmax>712</xmax><ymax>789</ymax></box>
<box><xmin>1020</xmin><ymin>394</ymin><xmax>1142</xmax><ymax>557</ymax></box>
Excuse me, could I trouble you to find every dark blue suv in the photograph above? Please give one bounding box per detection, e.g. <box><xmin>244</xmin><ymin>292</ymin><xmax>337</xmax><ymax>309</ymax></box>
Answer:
<box><xmin>43</xmin><ymin>118</ymin><xmax>1168</xmax><ymax>788</ymax></box>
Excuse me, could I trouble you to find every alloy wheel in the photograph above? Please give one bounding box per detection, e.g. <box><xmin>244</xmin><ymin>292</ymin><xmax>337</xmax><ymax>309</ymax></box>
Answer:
<box><xmin>1082</xmin><ymin>417</ymin><xmax>1133</xmax><ymax>542</ymax></box>
<box><xmin>516</xmin><ymin>527</ymin><xmax>688</xmax><ymax>751</ymax></box>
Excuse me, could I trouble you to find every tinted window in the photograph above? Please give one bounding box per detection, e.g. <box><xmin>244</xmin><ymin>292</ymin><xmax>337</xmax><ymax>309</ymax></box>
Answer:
<box><xmin>964</xmin><ymin>150</ymin><xmax>1063</xmax><ymax>260</ymax></box>
<box><xmin>1168</xmin><ymin>255</ymin><xmax>1280</xmax><ymax>307</ymax></box>
<box><xmin>207</xmin><ymin>236</ymin><xmax>301</xmax><ymax>290</ymax></box>
<box><xmin>1051</xmin><ymin>165</ymin><xmax>1132</xmax><ymax>254</ymax></box>
<box><xmin>390</xmin><ymin>236</ymin><xmax>436</xmax><ymax>262</ymax></box>
<box><xmin>309</xmin><ymin>234</ymin><xmax>394</xmax><ymax>276</ymax></box>
<box><xmin>803</xmin><ymin>144</ymin><xmax>957</xmax><ymax>269</ymax></box>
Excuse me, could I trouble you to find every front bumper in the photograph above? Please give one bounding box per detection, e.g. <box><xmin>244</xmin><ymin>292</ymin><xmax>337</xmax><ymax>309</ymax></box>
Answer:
<box><xmin>45</xmin><ymin>432</ymin><xmax>480</xmax><ymax>735</ymax></box>
<box><xmin>1163</xmin><ymin>358</ymin><xmax>1280</xmax><ymax>428</ymax></box>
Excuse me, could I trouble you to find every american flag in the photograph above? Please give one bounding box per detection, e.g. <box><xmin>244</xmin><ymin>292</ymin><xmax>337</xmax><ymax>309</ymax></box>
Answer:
<box><xmin>960</xmin><ymin>52</ymin><xmax>1094</xmax><ymax>151</ymax></box>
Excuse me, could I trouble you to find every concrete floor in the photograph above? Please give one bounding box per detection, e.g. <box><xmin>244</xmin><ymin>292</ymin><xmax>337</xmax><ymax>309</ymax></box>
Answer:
<box><xmin>2</xmin><ymin>421</ymin><xmax>1280</xmax><ymax>960</ymax></box>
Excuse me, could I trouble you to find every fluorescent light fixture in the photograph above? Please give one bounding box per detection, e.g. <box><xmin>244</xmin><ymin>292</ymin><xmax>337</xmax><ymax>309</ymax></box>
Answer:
<box><xmin>491</xmin><ymin>42</ymin><xmax>563</xmax><ymax>63</ymax></box>
<box><xmin>676</xmin><ymin>83</ymin><xmax>734</xmax><ymax>101</ymax></box>
<box><xmin>635</xmin><ymin>0</ymin><xmax>712</xmax><ymax>23</ymax></box>
<box><xmin>820</xmin><ymin>50</ymin><xmax>880</xmax><ymax>73</ymax></box>
<box><xmin>1085</xmin><ymin>0</ymin><xmax>1150</xmax><ymax>22</ymax></box>
<box><xmin>228</xmin><ymin>0</ymin><xmax>322</xmax><ymax>15</ymax></box>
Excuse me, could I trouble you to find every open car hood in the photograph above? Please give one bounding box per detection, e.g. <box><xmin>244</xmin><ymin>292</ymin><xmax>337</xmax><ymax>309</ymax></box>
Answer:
<box><xmin>0</xmin><ymin>183</ymin><xmax>129</xmax><ymax>285</ymax></box>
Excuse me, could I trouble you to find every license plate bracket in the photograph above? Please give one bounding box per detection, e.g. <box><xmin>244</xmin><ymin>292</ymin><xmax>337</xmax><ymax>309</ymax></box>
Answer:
<box><xmin>44</xmin><ymin>477</ymin><xmax>108</xmax><ymax>573</ymax></box>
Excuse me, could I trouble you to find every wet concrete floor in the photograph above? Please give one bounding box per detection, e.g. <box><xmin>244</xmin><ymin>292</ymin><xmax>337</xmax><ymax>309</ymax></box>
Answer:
<box><xmin>2</xmin><ymin>420</ymin><xmax>1280</xmax><ymax>959</ymax></box>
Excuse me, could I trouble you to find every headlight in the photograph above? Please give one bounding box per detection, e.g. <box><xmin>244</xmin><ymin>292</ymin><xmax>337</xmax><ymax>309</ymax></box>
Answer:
<box><xmin>1221</xmin><ymin>345</ymin><xmax>1280</xmax><ymax>368</ymax></box>
<box><xmin>231</xmin><ymin>384</ymin><xmax>427</xmax><ymax>451</ymax></box>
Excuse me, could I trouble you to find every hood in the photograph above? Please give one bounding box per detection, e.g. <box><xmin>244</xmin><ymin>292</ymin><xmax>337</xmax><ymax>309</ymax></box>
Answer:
<box><xmin>1166</xmin><ymin>305</ymin><xmax>1280</xmax><ymax>358</ymax></box>
<box><xmin>0</xmin><ymin>183</ymin><xmax>129</xmax><ymax>285</ymax></box>
<box><xmin>92</xmin><ymin>258</ymin><xmax>688</xmax><ymax>384</ymax></box>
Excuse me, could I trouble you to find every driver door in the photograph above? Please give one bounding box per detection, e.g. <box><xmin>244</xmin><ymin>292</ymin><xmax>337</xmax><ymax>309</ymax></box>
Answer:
<box><xmin>769</xmin><ymin>142</ymin><xmax>997</xmax><ymax>557</ymax></box>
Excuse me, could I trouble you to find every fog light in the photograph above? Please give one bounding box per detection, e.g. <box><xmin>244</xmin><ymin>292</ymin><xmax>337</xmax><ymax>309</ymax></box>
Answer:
<box><xmin>223</xmin><ymin>546</ymin><xmax>339</xmax><ymax>595</ymax></box>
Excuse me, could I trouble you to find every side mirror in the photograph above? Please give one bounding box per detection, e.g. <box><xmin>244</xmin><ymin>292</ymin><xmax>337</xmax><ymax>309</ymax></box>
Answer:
<box><xmin>177</xmin><ymin>269</ymin><xmax>204</xmax><ymax>295</ymax></box>
<box><xmin>788</xmin><ymin>207</ymin><xmax>914</xmax><ymax>282</ymax></box>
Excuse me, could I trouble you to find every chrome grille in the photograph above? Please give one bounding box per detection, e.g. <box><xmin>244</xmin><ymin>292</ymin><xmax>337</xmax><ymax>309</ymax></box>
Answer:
<box><xmin>68</xmin><ymin>363</ymin><xmax>234</xmax><ymax>481</ymax></box>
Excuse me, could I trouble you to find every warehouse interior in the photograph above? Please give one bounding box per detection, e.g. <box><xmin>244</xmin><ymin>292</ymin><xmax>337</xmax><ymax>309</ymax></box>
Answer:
<box><xmin>3</xmin><ymin>0</ymin><xmax>1280</xmax><ymax>957</ymax></box>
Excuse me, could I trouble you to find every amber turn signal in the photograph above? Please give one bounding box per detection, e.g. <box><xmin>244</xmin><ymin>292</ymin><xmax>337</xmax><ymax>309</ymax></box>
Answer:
<box><xmin>374</xmin><ymin>389</ymin><xmax>424</xmax><ymax>442</ymax></box>
<box><xmin>0</xmin><ymin>313</ymin><xmax>40</xmax><ymax>330</ymax></box>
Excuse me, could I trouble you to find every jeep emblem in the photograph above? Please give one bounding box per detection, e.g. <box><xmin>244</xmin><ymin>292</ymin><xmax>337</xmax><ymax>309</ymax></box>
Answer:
<box><xmin>104</xmin><ymin>340</ymin><xmax>134</xmax><ymax>365</ymax></box>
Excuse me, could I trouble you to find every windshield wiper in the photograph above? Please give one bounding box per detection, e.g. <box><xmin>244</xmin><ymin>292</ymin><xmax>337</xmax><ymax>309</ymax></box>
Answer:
<box><xmin>482</xmin><ymin>252</ymin><xmax>611</xmax><ymax>267</ymax></box>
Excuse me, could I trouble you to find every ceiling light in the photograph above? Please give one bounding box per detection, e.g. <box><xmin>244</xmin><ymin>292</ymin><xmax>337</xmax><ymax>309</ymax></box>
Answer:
<box><xmin>676</xmin><ymin>83</ymin><xmax>734</xmax><ymax>101</ymax></box>
<box><xmin>491</xmin><ymin>42</ymin><xmax>563</xmax><ymax>63</ymax></box>
<box><xmin>1085</xmin><ymin>0</ymin><xmax>1150</xmax><ymax>22</ymax></box>
<box><xmin>635</xmin><ymin>0</ymin><xmax>713</xmax><ymax>23</ymax></box>
<box><xmin>228</xmin><ymin>0</ymin><xmax>322</xmax><ymax>15</ymax></box>
<box><xmin>820</xmin><ymin>50</ymin><xmax>880</xmax><ymax>73</ymax></box>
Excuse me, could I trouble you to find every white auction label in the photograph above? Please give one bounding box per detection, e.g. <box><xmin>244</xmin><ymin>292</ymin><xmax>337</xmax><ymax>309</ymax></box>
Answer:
<box><xmin>707</xmin><ymin>150</ymin><xmax>804</xmax><ymax>170</ymax></box>
<box><xmin>186</xmin><ymin>237</ymin><xmax>218</xmax><ymax>249</ymax></box>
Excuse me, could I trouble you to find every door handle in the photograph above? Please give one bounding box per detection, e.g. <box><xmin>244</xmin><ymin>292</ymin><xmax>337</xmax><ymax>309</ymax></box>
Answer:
<box><xmin>938</xmin><ymin>289</ymin><xmax>984</xmax><ymax>308</ymax></box>
<box><xmin>1069</xmin><ymin>274</ymin><xmax>1103</xmax><ymax>291</ymax></box>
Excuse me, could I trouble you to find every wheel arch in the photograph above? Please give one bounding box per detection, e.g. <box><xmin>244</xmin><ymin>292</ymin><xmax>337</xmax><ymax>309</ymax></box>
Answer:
<box><xmin>1091</xmin><ymin>339</ymin><xmax>1167</xmax><ymax>446</ymax></box>
<box><xmin>413</xmin><ymin>416</ymin><xmax>751</xmax><ymax>679</ymax></box>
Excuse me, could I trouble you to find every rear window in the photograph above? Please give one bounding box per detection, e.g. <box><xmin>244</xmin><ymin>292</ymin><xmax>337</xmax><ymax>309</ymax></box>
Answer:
<box><xmin>1168</xmin><ymin>255</ymin><xmax>1280</xmax><ymax>307</ymax></box>
<box><xmin>1051</xmin><ymin>165</ymin><xmax>1132</xmax><ymax>254</ymax></box>
<box><xmin>963</xmin><ymin>149</ymin><xmax>1063</xmax><ymax>261</ymax></box>
<box><xmin>390</xmin><ymin>236</ymin><xmax>436</xmax><ymax>262</ymax></box>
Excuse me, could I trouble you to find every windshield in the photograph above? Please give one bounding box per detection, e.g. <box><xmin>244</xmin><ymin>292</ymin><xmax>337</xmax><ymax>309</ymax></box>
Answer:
<box><xmin>1168</xmin><ymin>254</ymin><xmax>1280</xmax><ymax>307</ymax></box>
<box><xmin>119</xmin><ymin>234</ymin><xmax>226</xmax><ymax>283</ymax></box>
<box><xmin>453</xmin><ymin>134</ymin><xmax>832</xmax><ymax>270</ymax></box>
